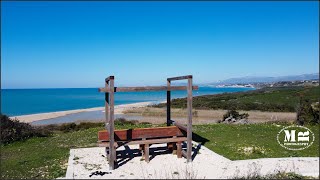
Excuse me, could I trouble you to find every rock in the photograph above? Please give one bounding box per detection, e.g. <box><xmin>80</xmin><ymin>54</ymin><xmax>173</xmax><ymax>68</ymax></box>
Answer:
<box><xmin>234</xmin><ymin>119</ymin><xmax>249</xmax><ymax>124</ymax></box>
<box><xmin>221</xmin><ymin>116</ymin><xmax>249</xmax><ymax>124</ymax></box>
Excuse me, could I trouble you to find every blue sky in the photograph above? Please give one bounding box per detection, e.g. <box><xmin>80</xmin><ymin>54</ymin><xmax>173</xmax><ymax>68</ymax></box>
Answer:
<box><xmin>1</xmin><ymin>1</ymin><xmax>319</xmax><ymax>88</ymax></box>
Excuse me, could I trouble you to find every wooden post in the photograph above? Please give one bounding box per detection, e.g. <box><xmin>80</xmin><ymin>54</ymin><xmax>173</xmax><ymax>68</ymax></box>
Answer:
<box><xmin>144</xmin><ymin>143</ymin><xmax>150</xmax><ymax>163</ymax></box>
<box><xmin>105</xmin><ymin>79</ymin><xmax>110</xmax><ymax>159</ymax></box>
<box><xmin>187</xmin><ymin>76</ymin><xmax>193</xmax><ymax>162</ymax></box>
<box><xmin>167</xmin><ymin>80</ymin><xmax>171</xmax><ymax>126</ymax></box>
<box><xmin>109</xmin><ymin>76</ymin><xmax>115</xmax><ymax>170</ymax></box>
<box><xmin>176</xmin><ymin>141</ymin><xmax>182</xmax><ymax>158</ymax></box>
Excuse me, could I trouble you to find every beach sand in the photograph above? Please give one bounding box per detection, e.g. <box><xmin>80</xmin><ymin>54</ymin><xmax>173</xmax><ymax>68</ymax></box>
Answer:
<box><xmin>11</xmin><ymin>102</ymin><xmax>154</xmax><ymax>123</ymax></box>
<box><xmin>11</xmin><ymin>101</ymin><xmax>296</xmax><ymax>125</ymax></box>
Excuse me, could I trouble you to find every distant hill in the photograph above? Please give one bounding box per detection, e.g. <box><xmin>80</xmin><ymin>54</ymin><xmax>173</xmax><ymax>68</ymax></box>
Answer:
<box><xmin>207</xmin><ymin>73</ymin><xmax>319</xmax><ymax>85</ymax></box>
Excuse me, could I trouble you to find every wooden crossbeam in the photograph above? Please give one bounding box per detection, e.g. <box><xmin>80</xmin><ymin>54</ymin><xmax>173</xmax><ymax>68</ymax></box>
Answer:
<box><xmin>167</xmin><ymin>75</ymin><xmax>192</xmax><ymax>81</ymax></box>
<box><xmin>98</xmin><ymin>86</ymin><xmax>198</xmax><ymax>93</ymax></box>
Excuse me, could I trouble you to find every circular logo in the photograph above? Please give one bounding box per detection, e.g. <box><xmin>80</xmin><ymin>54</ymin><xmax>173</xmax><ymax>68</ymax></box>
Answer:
<box><xmin>277</xmin><ymin>125</ymin><xmax>315</xmax><ymax>151</ymax></box>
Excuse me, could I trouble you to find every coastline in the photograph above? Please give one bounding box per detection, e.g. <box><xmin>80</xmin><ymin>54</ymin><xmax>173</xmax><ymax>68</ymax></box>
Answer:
<box><xmin>11</xmin><ymin>101</ymin><xmax>154</xmax><ymax>123</ymax></box>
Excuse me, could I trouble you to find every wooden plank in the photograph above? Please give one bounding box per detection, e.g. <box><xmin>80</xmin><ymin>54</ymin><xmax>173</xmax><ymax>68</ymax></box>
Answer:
<box><xmin>127</xmin><ymin>137</ymin><xmax>187</xmax><ymax>145</ymax></box>
<box><xmin>98</xmin><ymin>137</ymin><xmax>187</xmax><ymax>146</ymax></box>
<box><xmin>187</xmin><ymin>77</ymin><xmax>193</xmax><ymax>162</ymax></box>
<box><xmin>173</xmin><ymin>121</ymin><xmax>187</xmax><ymax>132</ymax></box>
<box><xmin>167</xmin><ymin>80</ymin><xmax>171</xmax><ymax>126</ymax></box>
<box><xmin>105</xmin><ymin>76</ymin><xmax>114</xmax><ymax>82</ymax></box>
<box><xmin>109</xmin><ymin>77</ymin><xmax>115</xmax><ymax>170</ymax></box>
<box><xmin>98</xmin><ymin>86</ymin><xmax>199</xmax><ymax>93</ymax></box>
<box><xmin>98</xmin><ymin>126</ymin><xmax>184</xmax><ymax>141</ymax></box>
<box><xmin>167</xmin><ymin>75</ymin><xmax>192</xmax><ymax>81</ymax></box>
<box><xmin>177</xmin><ymin>141</ymin><xmax>182</xmax><ymax>158</ymax></box>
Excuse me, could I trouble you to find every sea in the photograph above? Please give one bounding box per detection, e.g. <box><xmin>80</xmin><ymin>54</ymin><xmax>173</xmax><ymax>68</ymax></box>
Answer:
<box><xmin>2</xmin><ymin>87</ymin><xmax>254</xmax><ymax>125</ymax></box>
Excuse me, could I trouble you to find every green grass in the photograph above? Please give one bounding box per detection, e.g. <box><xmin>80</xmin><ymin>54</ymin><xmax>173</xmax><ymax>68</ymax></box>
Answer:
<box><xmin>0</xmin><ymin>123</ymin><xmax>156</xmax><ymax>179</ymax></box>
<box><xmin>193</xmin><ymin>123</ymin><xmax>319</xmax><ymax>160</ymax></box>
<box><xmin>1</xmin><ymin>123</ymin><xmax>319</xmax><ymax>179</ymax></box>
<box><xmin>153</xmin><ymin>86</ymin><xmax>319</xmax><ymax>112</ymax></box>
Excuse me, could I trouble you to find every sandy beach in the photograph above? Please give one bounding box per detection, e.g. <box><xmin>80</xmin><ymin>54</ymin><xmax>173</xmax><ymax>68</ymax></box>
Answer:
<box><xmin>11</xmin><ymin>102</ymin><xmax>154</xmax><ymax>123</ymax></box>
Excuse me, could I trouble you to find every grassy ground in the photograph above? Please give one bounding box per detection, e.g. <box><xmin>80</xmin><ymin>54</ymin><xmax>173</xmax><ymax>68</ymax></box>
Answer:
<box><xmin>153</xmin><ymin>86</ymin><xmax>319</xmax><ymax>112</ymax></box>
<box><xmin>1</xmin><ymin>122</ymin><xmax>319</xmax><ymax>179</ymax></box>
<box><xmin>0</xmin><ymin>122</ymin><xmax>156</xmax><ymax>179</ymax></box>
<box><xmin>193</xmin><ymin>123</ymin><xmax>319</xmax><ymax>160</ymax></box>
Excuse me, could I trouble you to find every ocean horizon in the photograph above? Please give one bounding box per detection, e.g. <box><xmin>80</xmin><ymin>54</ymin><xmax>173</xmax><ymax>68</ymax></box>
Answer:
<box><xmin>2</xmin><ymin>87</ymin><xmax>255</xmax><ymax>116</ymax></box>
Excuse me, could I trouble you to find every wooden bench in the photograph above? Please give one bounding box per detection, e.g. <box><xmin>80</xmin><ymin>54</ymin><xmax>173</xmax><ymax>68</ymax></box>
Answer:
<box><xmin>98</xmin><ymin>126</ymin><xmax>187</xmax><ymax>162</ymax></box>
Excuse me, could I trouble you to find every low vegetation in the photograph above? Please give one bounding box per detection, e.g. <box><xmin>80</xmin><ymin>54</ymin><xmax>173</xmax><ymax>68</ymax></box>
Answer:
<box><xmin>235</xmin><ymin>171</ymin><xmax>317</xmax><ymax>179</ymax></box>
<box><xmin>222</xmin><ymin>109</ymin><xmax>249</xmax><ymax>121</ymax></box>
<box><xmin>1</xmin><ymin>86</ymin><xmax>318</xmax><ymax>179</ymax></box>
<box><xmin>0</xmin><ymin>118</ymin><xmax>156</xmax><ymax>179</ymax></box>
<box><xmin>1</xmin><ymin>119</ymin><xmax>318</xmax><ymax>179</ymax></box>
<box><xmin>1</xmin><ymin>114</ymin><xmax>51</xmax><ymax>144</ymax></box>
<box><xmin>153</xmin><ymin>86</ymin><xmax>319</xmax><ymax>113</ymax></box>
<box><xmin>193</xmin><ymin>123</ymin><xmax>319</xmax><ymax>161</ymax></box>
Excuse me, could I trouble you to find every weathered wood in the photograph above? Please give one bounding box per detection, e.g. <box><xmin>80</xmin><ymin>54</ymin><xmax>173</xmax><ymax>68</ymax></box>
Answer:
<box><xmin>167</xmin><ymin>80</ymin><xmax>171</xmax><ymax>126</ymax></box>
<box><xmin>173</xmin><ymin>121</ymin><xmax>187</xmax><ymax>132</ymax></box>
<box><xmin>144</xmin><ymin>143</ymin><xmax>150</xmax><ymax>162</ymax></box>
<box><xmin>105</xmin><ymin>81</ymin><xmax>109</xmax><ymax>130</ymax></box>
<box><xmin>187</xmin><ymin>77</ymin><xmax>193</xmax><ymax>162</ymax></box>
<box><xmin>98</xmin><ymin>137</ymin><xmax>187</xmax><ymax>147</ymax></box>
<box><xmin>177</xmin><ymin>141</ymin><xmax>182</xmax><ymax>158</ymax></box>
<box><xmin>98</xmin><ymin>86</ymin><xmax>198</xmax><ymax>93</ymax></box>
<box><xmin>181</xmin><ymin>150</ymin><xmax>187</xmax><ymax>158</ymax></box>
<box><xmin>104</xmin><ymin>80</ymin><xmax>110</xmax><ymax>159</ymax></box>
<box><xmin>127</xmin><ymin>137</ymin><xmax>187</xmax><ymax>145</ymax></box>
<box><xmin>99</xmin><ymin>75</ymin><xmax>195</xmax><ymax>168</ymax></box>
<box><xmin>105</xmin><ymin>76</ymin><xmax>114</xmax><ymax>82</ymax></box>
<box><xmin>139</xmin><ymin>144</ymin><xmax>144</xmax><ymax>153</ymax></box>
<box><xmin>109</xmin><ymin>77</ymin><xmax>115</xmax><ymax>170</ymax></box>
<box><xmin>98</xmin><ymin>126</ymin><xmax>184</xmax><ymax>141</ymax></box>
<box><xmin>167</xmin><ymin>75</ymin><xmax>192</xmax><ymax>81</ymax></box>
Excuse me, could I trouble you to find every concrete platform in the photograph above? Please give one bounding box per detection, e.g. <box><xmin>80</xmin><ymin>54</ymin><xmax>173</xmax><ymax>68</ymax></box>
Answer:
<box><xmin>63</xmin><ymin>142</ymin><xmax>319</xmax><ymax>179</ymax></box>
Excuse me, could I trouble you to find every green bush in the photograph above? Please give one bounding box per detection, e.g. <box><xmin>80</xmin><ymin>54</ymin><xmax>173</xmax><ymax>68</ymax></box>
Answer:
<box><xmin>114</xmin><ymin>118</ymin><xmax>139</xmax><ymax>126</ymax></box>
<box><xmin>45</xmin><ymin>122</ymin><xmax>104</xmax><ymax>133</ymax></box>
<box><xmin>222</xmin><ymin>109</ymin><xmax>249</xmax><ymax>121</ymax></box>
<box><xmin>296</xmin><ymin>96</ymin><xmax>319</xmax><ymax>125</ymax></box>
<box><xmin>153</xmin><ymin>86</ymin><xmax>318</xmax><ymax>112</ymax></box>
<box><xmin>0</xmin><ymin>114</ymin><xmax>51</xmax><ymax>144</ymax></box>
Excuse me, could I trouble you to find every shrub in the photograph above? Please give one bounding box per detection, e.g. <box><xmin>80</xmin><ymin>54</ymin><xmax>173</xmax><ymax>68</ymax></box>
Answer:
<box><xmin>296</xmin><ymin>97</ymin><xmax>319</xmax><ymax>125</ymax></box>
<box><xmin>47</xmin><ymin>122</ymin><xmax>105</xmax><ymax>133</ymax></box>
<box><xmin>114</xmin><ymin>118</ymin><xmax>138</xmax><ymax>126</ymax></box>
<box><xmin>0</xmin><ymin>114</ymin><xmax>51</xmax><ymax>144</ymax></box>
<box><xmin>222</xmin><ymin>109</ymin><xmax>249</xmax><ymax>121</ymax></box>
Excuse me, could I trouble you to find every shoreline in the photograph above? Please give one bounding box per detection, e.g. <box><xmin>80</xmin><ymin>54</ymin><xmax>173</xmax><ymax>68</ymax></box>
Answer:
<box><xmin>11</xmin><ymin>101</ymin><xmax>154</xmax><ymax>123</ymax></box>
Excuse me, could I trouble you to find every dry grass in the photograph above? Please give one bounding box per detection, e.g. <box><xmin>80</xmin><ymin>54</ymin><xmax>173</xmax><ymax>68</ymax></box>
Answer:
<box><xmin>123</xmin><ymin>107</ymin><xmax>296</xmax><ymax>124</ymax></box>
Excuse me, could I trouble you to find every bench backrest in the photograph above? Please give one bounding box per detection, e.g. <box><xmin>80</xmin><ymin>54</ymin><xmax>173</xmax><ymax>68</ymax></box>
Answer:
<box><xmin>98</xmin><ymin>126</ymin><xmax>185</xmax><ymax>142</ymax></box>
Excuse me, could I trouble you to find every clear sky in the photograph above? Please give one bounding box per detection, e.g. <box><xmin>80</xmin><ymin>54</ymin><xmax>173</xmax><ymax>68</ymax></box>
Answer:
<box><xmin>1</xmin><ymin>1</ymin><xmax>319</xmax><ymax>88</ymax></box>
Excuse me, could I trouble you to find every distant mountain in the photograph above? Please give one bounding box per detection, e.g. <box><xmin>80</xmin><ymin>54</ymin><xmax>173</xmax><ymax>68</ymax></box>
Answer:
<box><xmin>207</xmin><ymin>73</ymin><xmax>319</xmax><ymax>85</ymax></box>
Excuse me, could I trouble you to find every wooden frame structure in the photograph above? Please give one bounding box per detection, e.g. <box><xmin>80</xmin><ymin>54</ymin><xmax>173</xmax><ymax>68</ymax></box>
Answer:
<box><xmin>98</xmin><ymin>75</ymin><xmax>198</xmax><ymax>170</ymax></box>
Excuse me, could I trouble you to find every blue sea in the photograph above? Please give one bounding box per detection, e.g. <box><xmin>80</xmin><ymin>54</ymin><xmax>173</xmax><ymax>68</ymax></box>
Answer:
<box><xmin>2</xmin><ymin>87</ymin><xmax>254</xmax><ymax>117</ymax></box>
